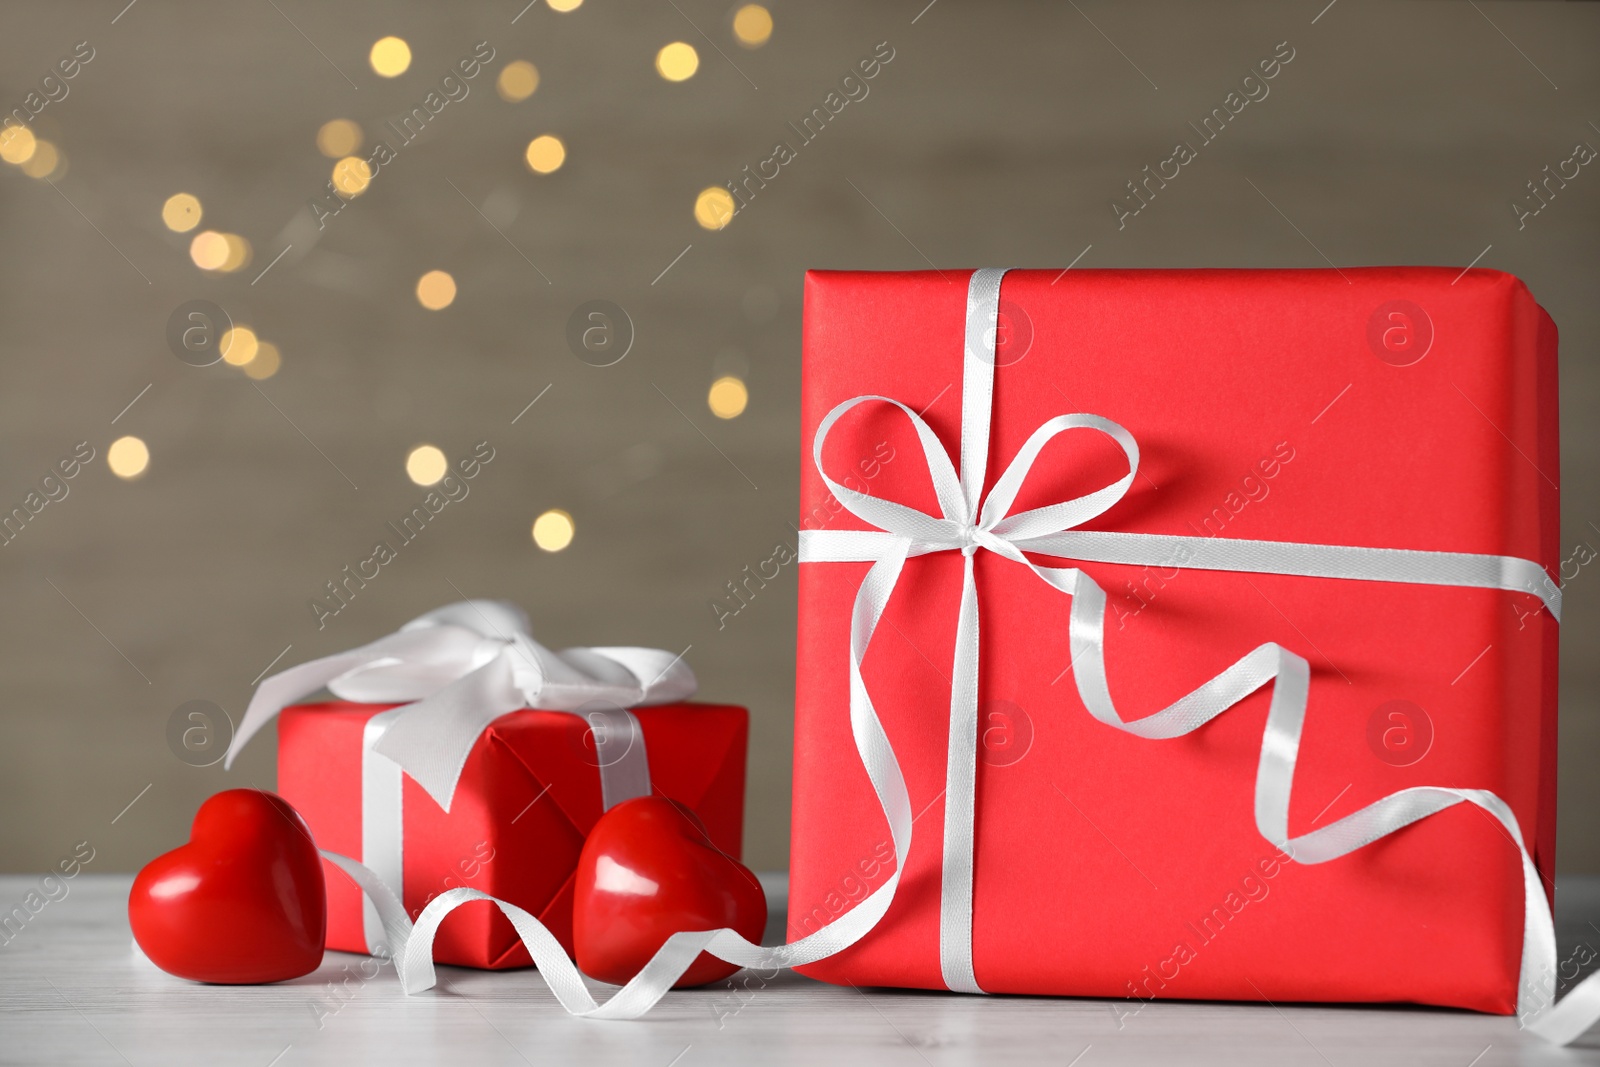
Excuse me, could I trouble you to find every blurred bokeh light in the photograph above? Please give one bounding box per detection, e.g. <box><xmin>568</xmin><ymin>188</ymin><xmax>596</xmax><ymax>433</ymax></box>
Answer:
<box><xmin>733</xmin><ymin>5</ymin><xmax>774</xmax><ymax>48</ymax></box>
<box><xmin>532</xmin><ymin>509</ymin><xmax>575</xmax><ymax>552</ymax></box>
<box><xmin>107</xmin><ymin>436</ymin><xmax>149</xmax><ymax>480</ymax></box>
<box><xmin>316</xmin><ymin>119</ymin><xmax>362</xmax><ymax>158</ymax></box>
<box><xmin>406</xmin><ymin>445</ymin><xmax>448</xmax><ymax>486</ymax></box>
<box><xmin>695</xmin><ymin>186</ymin><xmax>735</xmax><ymax>230</ymax></box>
<box><xmin>369</xmin><ymin>36</ymin><xmax>412</xmax><ymax>78</ymax></box>
<box><xmin>242</xmin><ymin>341</ymin><xmax>281</xmax><ymax>381</ymax></box>
<box><xmin>524</xmin><ymin>134</ymin><xmax>565</xmax><ymax>174</ymax></box>
<box><xmin>415</xmin><ymin>270</ymin><xmax>457</xmax><ymax>310</ymax></box>
<box><xmin>656</xmin><ymin>42</ymin><xmax>699</xmax><ymax>82</ymax></box>
<box><xmin>161</xmin><ymin>193</ymin><xmax>203</xmax><ymax>232</ymax></box>
<box><xmin>497</xmin><ymin>61</ymin><xmax>539</xmax><ymax>102</ymax></box>
<box><xmin>0</xmin><ymin>126</ymin><xmax>37</xmax><ymax>165</ymax></box>
<box><xmin>708</xmin><ymin>376</ymin><xmax>749</xmax><ymax>419</ymax></box>
<box><xmin>332</xmin><ymin>156</ymin><xmax>372</xmax><ymax>197</ymax></box>
<box><xmin>189</xmin><ymin>230</ymin><xmax>229</xmax><ymax>270</ymax></box>
<box><xmin>220</xmin><ymin>326</ymin><xmax>259</xmax><ymax>366</ymax></box>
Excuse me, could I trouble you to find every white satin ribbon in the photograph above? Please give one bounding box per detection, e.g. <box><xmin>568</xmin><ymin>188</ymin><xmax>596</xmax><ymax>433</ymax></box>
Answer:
<box><xmin>227</xmin><ymin>600</ymin><xmax>695</xmax><ymax>952</ymax></box>
<box><xmin>303</xmin><ymin>272</ymin><xmax>1591</xmax><ymax>1043</ymax></box>
<box><xmin>358</xmin><ymin>708</ymin><xmax>406</xmax><ymax>954</ymax></box>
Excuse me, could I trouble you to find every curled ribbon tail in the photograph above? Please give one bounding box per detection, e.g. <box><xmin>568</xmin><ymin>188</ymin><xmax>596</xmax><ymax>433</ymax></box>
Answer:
<box><xmin>1050</xmin><ymin>554</ymin><xmax>1585</xmax><ymax>1039</ymax></box>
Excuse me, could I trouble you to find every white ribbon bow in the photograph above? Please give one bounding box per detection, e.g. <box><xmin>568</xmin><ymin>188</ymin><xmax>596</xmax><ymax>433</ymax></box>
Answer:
<box><xmin>227</xmin><ymin>599</ymin><xmax>697</xmax><ymax>811</ymax></box>
<box><xmin>315</xmin><ymin>271</ymin><xmax>1597</xmax><ymax>1043</ymax></box>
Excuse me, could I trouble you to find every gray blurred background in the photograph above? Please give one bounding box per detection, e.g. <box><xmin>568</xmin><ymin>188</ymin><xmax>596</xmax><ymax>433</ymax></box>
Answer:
<box><xmin>0</xmin><ymin>0</ymin><xmax>1595</xmax><ymax>874</ymax></box>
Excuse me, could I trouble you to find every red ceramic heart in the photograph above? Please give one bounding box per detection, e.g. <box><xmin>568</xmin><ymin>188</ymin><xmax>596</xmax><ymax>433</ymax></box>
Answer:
<box><xmin>574</xmin><ymin>796</ymin><xmax>766</xmax><ymax>988</ymax></box>
<box><xmin>129</xmin><ymin>789</ymin><xmax>325</xmax><ymax>983</ymax></box>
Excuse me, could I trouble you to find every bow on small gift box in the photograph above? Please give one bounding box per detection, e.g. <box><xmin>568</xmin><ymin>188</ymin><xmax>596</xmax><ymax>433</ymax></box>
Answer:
<box><xmin>225</xmin><ymin>599</ymin><xmax>699</xmax><ymax>955</ymax></box>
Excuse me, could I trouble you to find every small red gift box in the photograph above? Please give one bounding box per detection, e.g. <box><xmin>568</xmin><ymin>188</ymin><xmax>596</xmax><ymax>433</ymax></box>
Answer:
<box><xmin>279</xmin><ymin>701</ymin><xmax>747</xmax><ymax>968</ymax></box>
<box><xmin>788</xmin><ymin>267</ymin><xmax>1559</xmax><ymax>1014</ymax></box>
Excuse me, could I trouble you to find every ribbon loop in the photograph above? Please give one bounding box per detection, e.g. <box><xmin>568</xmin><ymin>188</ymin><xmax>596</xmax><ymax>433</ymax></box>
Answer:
<box><xmin>983</xmin><ymin>413</ymin><xmax>1140</xmax><ymax>540</ymax></box>
<box><xmin>813</xmin><ymin>394</ymin><xmax>968</xmax><ymax>539</ymax></box>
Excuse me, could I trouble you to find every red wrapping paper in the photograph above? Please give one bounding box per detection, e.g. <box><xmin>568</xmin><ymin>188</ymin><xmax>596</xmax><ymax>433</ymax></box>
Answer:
<box><xmin>279</xmin><ymin>701</ymin><xmax>747</xmax><ymax>968</ymax></box>
<box><xmin>788</xmin><ymin>268</ymin><xmax>1559</xmax><ymax>1013</ymax></box>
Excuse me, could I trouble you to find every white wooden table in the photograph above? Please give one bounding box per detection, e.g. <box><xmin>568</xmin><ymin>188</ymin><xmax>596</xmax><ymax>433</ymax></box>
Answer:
<box><xmin>5</xmin><ymin>875</ymin><xmax>1600</xmax><ymax>1065</ymax></box>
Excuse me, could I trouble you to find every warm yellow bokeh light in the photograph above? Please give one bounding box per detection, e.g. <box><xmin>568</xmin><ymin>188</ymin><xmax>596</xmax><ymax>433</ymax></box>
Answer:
<box><xmin>220</xmin><ymin>326</ymin><xmax>259</xmax><ymax>366</ymax></box>
<box><xmin>708</xmin><ymin>376</ymin><xmax>749</xmax><ymax>419</ymax></box>
<box><xmin>524</xmin><ymin>134</ymin><xmax>565</xmax><ymax>174</ymax></box>
<box><xmin>162</xmin><ymin>192</ymin><xmax>203</xmax><ymax>232</ymax></box>
<box><xmin>219</xmin><ymin>233</ymin><xmax>251</xmax><ymax>272</ymax></box>
<box><xmin>406</xmin><ymin>444</ymin><xmax>448</xmax><ymax>486</ymax></box>
<box><xmin>244</xmin><ymin>342</ymin><xmax>281</xmax><ymax>380</ymax></box>
<box><xmin>107</xmin><ymin>436</ymin><xmax>149</xmax><ymax>479</ymax></box>
<box><xmin>332</xmin><ymin>156</ymin><xmax>373</xmax><ymax>197</ymax></box>
<box><xmin>316</xmin><ymin>119</ymin><xmax>362</xmax><ymax>158</ymax></box>
<box><xmin>656</xmin><ymin>42</ymin><xmax>699</xmax><ymax>81</ymax></box>
<box><xmin>189</xmin><ymin>230</ymin><xmax>230</xmax><ymax>270</ymax></box>
<box><xmin>0</xmin><ymin>125</ymin><xmax>37</xmax><ymax>165</ymax></box>
<box><xmin>532</xmin><ymin>509</ymin><xmax>575</xmax><ymax>552</ymax></box>
<box><xmin>497</xmin><ymin>61</ymin><xmax>539</xmax><ymax>102</ymax></box>
<box><xmin>733</xmin><ymin>5</ymin><xmax>773</xmax><ymax>48</ymax></box>
<box><xmin>694</xmin><ymin>186</ymin><xmax>736</xmax><ymax>230</ymax></box>
<box><xmin>369</xmin><ymin>36</ymin><xmax>412</xmax><ymax>77</ymax></box>
<box><xmin>19</xmin><ymin>140</ymin><xmax>60</xmax><ymax>179</ymax></box>
<box><xmin>415</xmin><ymin>270</ymin><xmax>457</xmax><ymax>310</ymax></box>
<box><xmin>547</xmin><ymin>0</ymin><xmax>582</xmax><ymax>11</ymax></box>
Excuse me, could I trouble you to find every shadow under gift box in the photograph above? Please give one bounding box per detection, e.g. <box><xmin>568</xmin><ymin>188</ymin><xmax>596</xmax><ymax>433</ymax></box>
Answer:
<box><xmin>279</xmin><ymin>701</ymin><xmax>748</xmax><ymax>968</ymax></box>
<box><xmin>788</xmin><ymin>267</ymin><xmax>1558</xmax><ymax>1013</ymax></box>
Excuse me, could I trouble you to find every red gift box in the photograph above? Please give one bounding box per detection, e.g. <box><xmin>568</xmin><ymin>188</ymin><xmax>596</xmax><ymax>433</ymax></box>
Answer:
<box><xmin>279</xmin><ymin>700</ymin><xmax>747</xmax><ymax>968</ymax></box>
<box><xmin>788</xmin><ymin>267</ymin><xmax>1559</xmax><ymax>1013</ymax></box>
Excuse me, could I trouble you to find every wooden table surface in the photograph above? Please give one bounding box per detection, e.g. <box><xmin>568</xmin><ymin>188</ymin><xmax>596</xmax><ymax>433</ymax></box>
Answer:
<box><xmin>5</xmin><ymin>874</ymin><xmax>1600</xmax><ymax>1065</ymax></box>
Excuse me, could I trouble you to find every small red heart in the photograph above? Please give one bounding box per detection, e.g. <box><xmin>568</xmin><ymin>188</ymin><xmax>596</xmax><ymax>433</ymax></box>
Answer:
<box><xmin>574</xmin><ymin>796</ymin><xmax>765</xmax><ymax>988</ymax></box>
<box><xmin>129</xmin><ymin>789</ymin><xmax>325</xmax><ymax>984</ymax></box>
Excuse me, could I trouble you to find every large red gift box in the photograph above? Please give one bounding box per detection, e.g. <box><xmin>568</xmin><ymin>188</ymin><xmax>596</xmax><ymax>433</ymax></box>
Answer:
<box><xmin>279</xmin><ymin>701</ymin><xmax>747</xmax><ymax>968</ymax></box>
<box><xmin>789</xmin><ymin>268</ymin><xmax>1559</xmax><ymax>1012</ymax></box>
